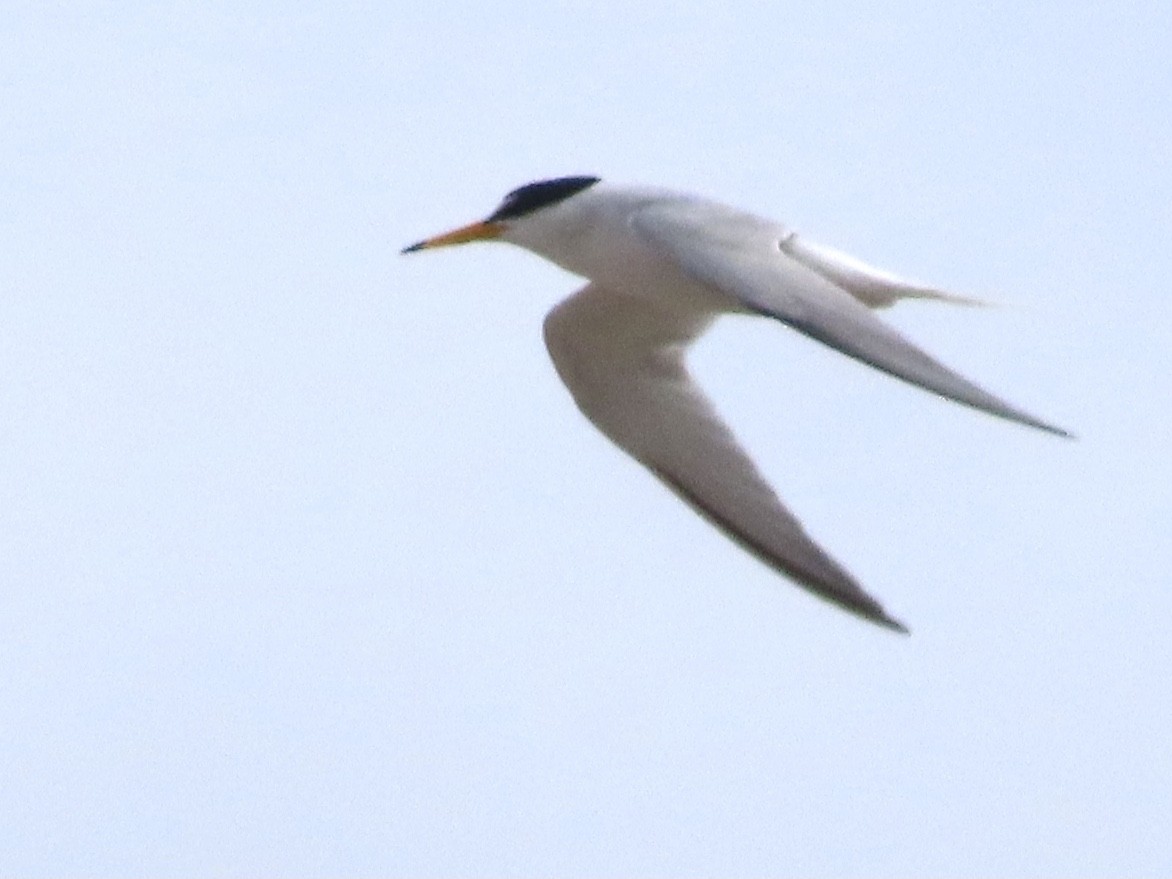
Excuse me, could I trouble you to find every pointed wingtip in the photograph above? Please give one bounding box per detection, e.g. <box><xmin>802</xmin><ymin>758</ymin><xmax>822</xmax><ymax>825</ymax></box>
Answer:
<box><xmin>1029</xmin><ymin>419</ymin><xmax>1077</xmax><ymax>441</ymax></box>
<box><xmin>401</xmin><ymin>241</ymin><xmax>425</xmax><ymax>254</ymax></box>
<box><xmin>875</xmin><ymin>613</ymin><xmax>911</xmax><ymax>636</ymax></box>
<box><xmin>849</xmin><ymin>597</ymin><xmax>909</xmax><ymax>634</ymax></box>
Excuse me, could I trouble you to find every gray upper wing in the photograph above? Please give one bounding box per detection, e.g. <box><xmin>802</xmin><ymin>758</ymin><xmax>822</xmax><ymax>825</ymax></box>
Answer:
<box><xmin>631</xmin><ymin>200</ymin><xmax>1071</xmax><ymax>437</ymax></box>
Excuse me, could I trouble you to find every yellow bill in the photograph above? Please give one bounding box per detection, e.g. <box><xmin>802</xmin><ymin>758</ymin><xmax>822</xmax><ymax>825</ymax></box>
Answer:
<box><xmin>401</xmin><ymin>220</ymin><xmax>503</xmax><ymax>254</ymax></box>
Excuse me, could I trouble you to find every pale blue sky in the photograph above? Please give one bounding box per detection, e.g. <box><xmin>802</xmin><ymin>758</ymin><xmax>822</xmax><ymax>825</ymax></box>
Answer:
<box><xmin>3</xmin><ymin>1</ymin><xmax>1170</xmax><ymax>875</ymax></box>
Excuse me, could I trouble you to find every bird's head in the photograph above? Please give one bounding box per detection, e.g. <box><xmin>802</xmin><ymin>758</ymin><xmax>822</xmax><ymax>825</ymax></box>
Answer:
<box><xmin>401</xmin><ymin>176</ymin><xmax>601</xmax><ymax>254</ymax></box>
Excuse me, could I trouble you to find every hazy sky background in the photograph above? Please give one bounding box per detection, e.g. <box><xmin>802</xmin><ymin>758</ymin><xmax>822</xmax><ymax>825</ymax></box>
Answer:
<box><xmin>3</xmin><ymin>1</ymin><xmax>1170</xmax><ymax>875</ymax></box>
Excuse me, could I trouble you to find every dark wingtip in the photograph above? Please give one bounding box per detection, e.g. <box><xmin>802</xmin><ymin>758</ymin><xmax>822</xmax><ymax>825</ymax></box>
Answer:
<box><xmin>875</xmin><ymin>613</ymin><xmax>911</xmax><ymax>636</ymax></box>
<box><xmin>401</xmin><ymin>241</ymin><xmax>425</xmax><ymax>254</ymax></box>
<box><xmin>1036</xmin><ymin>422</ymin><xmax>1076</xmax><ymax>441</ymax></box>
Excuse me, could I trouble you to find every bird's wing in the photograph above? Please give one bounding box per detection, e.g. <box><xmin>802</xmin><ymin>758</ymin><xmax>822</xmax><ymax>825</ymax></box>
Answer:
<box><xmin>543</xmin><ymin>282</ymin><xmax>908</xmax><ymax>633</ymax></box>
<box><xmin>631</xmin><ymin>200</ymin><xmax>1070</xmax><ymax>437</ymax></box>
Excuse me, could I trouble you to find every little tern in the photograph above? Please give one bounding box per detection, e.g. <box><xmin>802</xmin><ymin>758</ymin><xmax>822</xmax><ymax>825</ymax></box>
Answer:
<box><xmin>403</xmin><ymin>176</ymin><xmax>1070</xmax><ymax>633</ymax></box>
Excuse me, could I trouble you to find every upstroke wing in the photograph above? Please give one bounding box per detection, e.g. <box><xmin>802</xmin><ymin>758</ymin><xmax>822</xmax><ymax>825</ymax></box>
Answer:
<box><xmin>543</xmin><ymin>282</ymin><xmax>908</xmax><ymax>632</ymax></box>
<box><xmin>631</xmin><ymin>200</ymin><xmax>1070</xmax><ymax>437</ymax></box>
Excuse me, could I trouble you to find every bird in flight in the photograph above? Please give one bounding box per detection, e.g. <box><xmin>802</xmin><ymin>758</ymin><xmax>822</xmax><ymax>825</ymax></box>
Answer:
<box><xmin>403</xmin><ymin>176</ymin><xmax>1070</xmax><ymax>633</ymax></box>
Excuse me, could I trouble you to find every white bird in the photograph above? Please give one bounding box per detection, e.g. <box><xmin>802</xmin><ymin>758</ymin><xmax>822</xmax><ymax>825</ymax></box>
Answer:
<box><xmin>403</xmin><ymin>177</ymin><xmax>1070</xmax><ymax>633</ymax></box>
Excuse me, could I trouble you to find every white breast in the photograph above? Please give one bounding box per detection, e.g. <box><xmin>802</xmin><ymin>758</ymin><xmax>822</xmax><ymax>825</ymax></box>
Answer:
<box><xmin>502</xmin><ymin>183</ymin><xmax>747</xmax><ymax>317</ymax></box>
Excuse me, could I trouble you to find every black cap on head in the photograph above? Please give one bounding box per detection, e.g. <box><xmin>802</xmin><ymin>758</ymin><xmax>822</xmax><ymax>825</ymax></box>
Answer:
<box><xmin>487</xmin><ymin>176</ymin><xmax>601</xmax><ymax>222</ymax></box>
